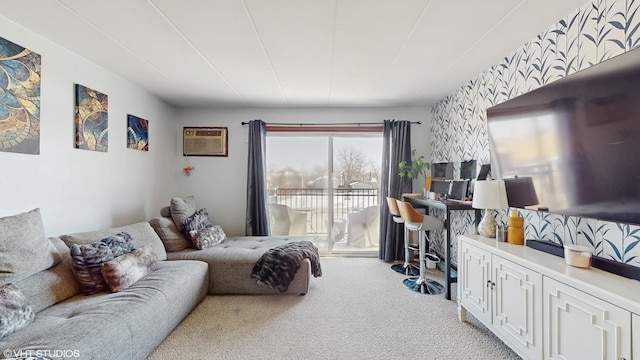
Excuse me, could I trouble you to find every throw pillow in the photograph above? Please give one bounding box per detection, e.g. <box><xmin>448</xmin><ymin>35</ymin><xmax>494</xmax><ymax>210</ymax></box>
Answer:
<box><xmin>149</xmin><ymin>217</ymin><xmax>192</xmax><ymax>252</ymax></box>
<box><xmin>69</xmin><ymin>232</ymin><xmax>135</xmax><ymax>295</ymax></box>
<box><xmin>189</xmin><ymin>225</ymin><xmax>227</xmax><ymax>250</ymax></box>
<box><xmin>101</xmin><ymin>244</ymin><xmax>160</xmax><ymax>292</ymax></box>
<box><xmin>0</xmin><ymin>283</ymin><xmax>35</xmax><ymax>338</ymax></box>
<box><xmin>0</xmin><ymin>208</ymin><xmax>62</xmax><ymax>286</ymax></box>
<box><xmin>181</xmin><ymin>208</ymin><xmax>213</xmax><ymax>240</ymax></box>
<box><xmin>170</xmin><ymin>196</ymin><xmax>197</xmax><ymax>232</ymax></box>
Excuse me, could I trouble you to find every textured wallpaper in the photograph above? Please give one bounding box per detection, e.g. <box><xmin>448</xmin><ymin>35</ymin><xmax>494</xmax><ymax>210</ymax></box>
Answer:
<box><xmin>430</xmin><ymin>0</ymin><xmax>640</xmax><ymax>267</ymax></box>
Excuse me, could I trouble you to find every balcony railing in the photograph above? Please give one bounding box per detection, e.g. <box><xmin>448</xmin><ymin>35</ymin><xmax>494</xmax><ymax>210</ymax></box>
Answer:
<box><xmin>268</xmin><ymin>187</ymin><xmax>379</xmax><ymax>235</ymax></box>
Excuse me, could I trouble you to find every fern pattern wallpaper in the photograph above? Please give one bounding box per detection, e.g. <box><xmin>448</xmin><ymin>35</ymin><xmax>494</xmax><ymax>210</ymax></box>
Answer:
<box><xmin>429</xmin><ymin>0</ymin><xmax>640</xmax><ymax>267</ymax></box>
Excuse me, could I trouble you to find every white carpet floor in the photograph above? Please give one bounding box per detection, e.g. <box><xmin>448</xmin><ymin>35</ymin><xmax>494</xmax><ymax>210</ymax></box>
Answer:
<box><xmin>147</xmin><ymin>257</ymin><xmax>521</xmax><ymax>360</ymax></box>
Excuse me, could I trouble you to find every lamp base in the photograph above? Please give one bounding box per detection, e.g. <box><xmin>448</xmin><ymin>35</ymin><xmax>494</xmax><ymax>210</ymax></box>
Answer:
<box><xmin>478</xmin><ymin>209</ymin><xmax>497</xmax><ymax>238</ymax></box>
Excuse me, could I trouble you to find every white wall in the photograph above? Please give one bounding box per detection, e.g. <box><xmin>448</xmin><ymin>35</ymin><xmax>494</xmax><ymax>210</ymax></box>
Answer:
<box><xmin>175</xmin><ymin>107</ymin><xmax>430</xmax><ymax>236</ymax></box>
<box><xmin>0</xmin><ymin>17</ymin><xmax>178</xmax><ymax>236</ymax></box>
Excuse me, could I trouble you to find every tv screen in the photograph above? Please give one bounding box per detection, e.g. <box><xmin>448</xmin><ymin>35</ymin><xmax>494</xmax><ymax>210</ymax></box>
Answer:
<box><xmin>487</xmin><ymin>48</ymin><xmax>640</xmax><ymax>225</ymax></box>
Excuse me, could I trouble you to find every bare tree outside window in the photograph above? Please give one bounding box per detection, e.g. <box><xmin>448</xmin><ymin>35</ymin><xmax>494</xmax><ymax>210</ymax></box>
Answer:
<box><xmin>336</xmin><ymin>146</ymin><xmax>366</xmax><ymax>185</ymax></box>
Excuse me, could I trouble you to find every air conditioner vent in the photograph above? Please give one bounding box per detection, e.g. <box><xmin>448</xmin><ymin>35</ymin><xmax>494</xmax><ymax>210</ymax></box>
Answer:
<box><xmin>183</xmin><ymin>127</ymin><xmax>228</xmax><ymax>156</ymax></box>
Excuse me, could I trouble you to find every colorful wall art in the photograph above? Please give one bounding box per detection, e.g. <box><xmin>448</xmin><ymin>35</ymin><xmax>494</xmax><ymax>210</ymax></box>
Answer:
<box><xmin>127</xmin><ymin>114</ymin><xmax>148</xmax><ymax>151</ymax></box>
<box><xmin>0</xmin><ymin>36</ymin><xmax>41</xmax><ymax>155</ymax></box>
<box><xmin>74</xmin><ymin>84</ymin><xmax>108</xmax><ymax>152</ymax></box>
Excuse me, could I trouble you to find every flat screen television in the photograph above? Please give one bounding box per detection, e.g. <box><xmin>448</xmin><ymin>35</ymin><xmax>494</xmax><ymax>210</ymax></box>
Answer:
<box><xmin>486</xmin><ymin>48</ymin><xmax>640</xmax><ymax>225</ymax></box>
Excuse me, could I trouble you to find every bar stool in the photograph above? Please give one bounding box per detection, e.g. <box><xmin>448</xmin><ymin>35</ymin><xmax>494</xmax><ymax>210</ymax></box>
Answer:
<box><xmin>396</xmin><ymin>200</ymin><xmax>445</xmax><ymax>295</ymax></box>
<box><xmin>386</xmin><ymin>197</ymin><xmax>419</xmax><ymax>276</ymax></box>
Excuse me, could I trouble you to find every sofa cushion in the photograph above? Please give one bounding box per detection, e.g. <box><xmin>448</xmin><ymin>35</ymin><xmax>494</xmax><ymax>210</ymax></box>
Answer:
<box><xmin>189</xmin><ymin>225</ymin><xmax>227</xmax><ymax>250</ymax></box>
<box><xmin>0</xmin><ymin>208</ymin><xmax>62</xmax><ymax>286</ymax></box>
<box><xmin>182</xmin><ymin>208</ymin><xmax>213</xmax><ymax>240</ymax></box>
<box><xmin>69</xmin><ymin>233</ymin><xmax>135</xmax><ymax>295</ymax></box>
<box><xmin>0</xmin><ymin>260</ymin><xmax>208</xmax><ymax>360</ymax></box>
<box><xmin>170</xmin><ymin>196</ymin><xmax>196</xmax><ymax>232</ymax></box>
<box><xmin>101</xmin><ymin>244</ymin><xmax>160</xmax><ymax>292</ymax></box>
<box><xmin>160</xmin><ymin>206</ymin><xmax>172</xmax><ymax>217</ymax></box>
<box><xmin>60</xmin><ymin>221</ymin><xmax>167</xmax><ymax>261</ymax></box>
<box><xmin>14</xmin><ymin>237</ymin><xmax>81</xmax><ymax>313</ymax></box>
<box><xmin>149</xmin><ymin>217</ymin><xmax>192</xmax><ymax>252</ymax></box>
<box><xmin>0</xmin><ymin>283</ymin><xmax>35</xmax><ymax>338</ymax></box>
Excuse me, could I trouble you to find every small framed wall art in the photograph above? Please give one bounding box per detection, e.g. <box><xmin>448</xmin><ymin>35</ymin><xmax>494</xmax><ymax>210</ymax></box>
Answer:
<box><xmin>74</xmin><ymin>84</ymin><xmax>108</xmax><ymax>152</ymax></box>
<box><xmin>127</xmin><ymin>115</ymin><xmax>149</xmax><ymax>151</ymax></box>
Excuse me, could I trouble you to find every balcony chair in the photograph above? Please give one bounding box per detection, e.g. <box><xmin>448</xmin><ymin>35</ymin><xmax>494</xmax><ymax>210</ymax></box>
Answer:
<box><xmin>346</xmin><ymin>205</ymin><xmax>380</xmax><ymax>248</ymax></box>
<box><xmin>268</xmin><ymin>204</ymin><xmax>308</xmax><ymax>236</ymax></box>
<box><xmin>385</xmin><ymin>197</ymin><xmax>419</xmax><ymax>276</ymax></box>
<box><xmin>396</xmin><ymin>200</ymin><xmax>445</xmax><ymax>295</ymax></box>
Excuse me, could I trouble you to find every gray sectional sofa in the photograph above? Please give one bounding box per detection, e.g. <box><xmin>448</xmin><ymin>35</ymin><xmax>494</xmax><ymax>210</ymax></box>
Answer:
<box><xmin>0</xmin><ymin>205</ymin><xmax>317</xmax><ymax>360</ymax></box>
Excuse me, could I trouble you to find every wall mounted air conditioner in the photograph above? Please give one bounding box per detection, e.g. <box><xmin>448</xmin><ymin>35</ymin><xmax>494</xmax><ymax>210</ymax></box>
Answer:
<box><xmin>183</xmin><ymin>127</ymin><xmax>228</xmax><ymax>156</ymax></box>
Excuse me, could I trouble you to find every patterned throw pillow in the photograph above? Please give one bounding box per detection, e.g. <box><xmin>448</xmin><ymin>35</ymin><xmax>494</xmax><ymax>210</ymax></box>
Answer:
<box><xmin>69</xmin><ymin>232</ymin><xmax>135</xmax><ymax>295</ymax></box>
<box><xmin>0</xmin><ymin>283</ymin><xmax>35</xmax><ymax>338</ymax></box>
<box><xmin>189</xmin><ymin>225</ymin><xmax>227</xmax><ymax>249</ymax></box>
<box><xmin>181</xmin><ymin>208</ymin><xmax>213</xmax><ymax>240</ymax></box>
<box><xmin>101</xmin><ymin>244</ymin><xmax>160</xmax><ymax>292</ymax></box>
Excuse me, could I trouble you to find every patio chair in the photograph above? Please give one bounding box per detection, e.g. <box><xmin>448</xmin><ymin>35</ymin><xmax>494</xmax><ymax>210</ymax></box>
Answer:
<box><xmin>346</xmin><ymin>205</ymin><xmax>380</xmax><ymax>248</ymax></box>
<box><xmin>268</xmin><ymin>204</ymin><xmax>308</xmax><ymax>236</ymax></box>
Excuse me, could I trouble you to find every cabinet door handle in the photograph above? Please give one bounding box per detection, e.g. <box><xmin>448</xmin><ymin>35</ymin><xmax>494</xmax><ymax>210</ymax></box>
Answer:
<box><xmin>491</xmin><ymin>282</ymin><xmax>495</xmax><ymax>290</ymax></box>
<box><xmin>486</xmin><ymin>280</ymin><xmax>491</xmax><ymax>288</ymax></box>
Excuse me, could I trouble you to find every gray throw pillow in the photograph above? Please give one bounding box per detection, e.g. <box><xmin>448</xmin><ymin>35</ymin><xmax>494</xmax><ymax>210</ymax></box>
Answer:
<box><xmin>69</xmin><ymin>232</ymin><xmax>135</xmax><ymax>295</ymax></box>
<box><xmin>0</xmin><ymin>208</ymin><xmax>62</xmax><ymax>286</ymax></box>
<box><xmin>189</xmin><ymin>225</ymin><xmax>227</xmax><ymax>250</ymax></box>
<box><xmin>0</xmin><ymin>283</ymin><xmax>35</xmax><ymax>338</ymax></box>
<box><xmin>181</xmin><ymin>208</ymin><xmax>213</xmax><ymax>240</ymax></box>
<box><xmin>149</xmin><ymin>217</ymin><xmax>192</xmax><ymax>252</ymax></box>
<box><xmin>101</xmin><ymin>244</ymin><xmax>160</xmax><ymax>292</ymax></box>
<box><xmin>170</xmin><ymin>196</ymin><xmax>196</xmax><ymax>232</ymax></box>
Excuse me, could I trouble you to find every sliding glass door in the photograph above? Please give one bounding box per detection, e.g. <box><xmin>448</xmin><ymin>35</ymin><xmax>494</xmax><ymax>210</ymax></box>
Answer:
<box><xmin>266</xmin><ymin>132</ymin><xmax>382</xmax><ymax>256</ymax></box>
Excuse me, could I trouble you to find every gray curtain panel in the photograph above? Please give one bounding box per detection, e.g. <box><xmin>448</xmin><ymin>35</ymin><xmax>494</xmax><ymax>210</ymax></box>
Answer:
<box><xmin>379</xmin><ymin>120</ymin><xmax>412</xmax><ymax>262</ymax></box>
<box><xmin>246</xmin><ymin>120</ymin><xmax>270</xmax><ymax>236</ymax></box>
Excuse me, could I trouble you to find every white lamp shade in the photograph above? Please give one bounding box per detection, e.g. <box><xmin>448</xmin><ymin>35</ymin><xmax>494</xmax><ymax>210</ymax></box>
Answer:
<box><xmin>472</xmin><ymin>180</ymin><xmax>508</xmax><ymax>210</ymax></box>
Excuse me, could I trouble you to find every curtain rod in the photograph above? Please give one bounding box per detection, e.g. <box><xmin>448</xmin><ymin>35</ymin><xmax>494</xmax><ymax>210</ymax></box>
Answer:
<box><xmin>240</xmin><ymin>121</ymin><xmax>421</xmax><ymax>126</ymax></box>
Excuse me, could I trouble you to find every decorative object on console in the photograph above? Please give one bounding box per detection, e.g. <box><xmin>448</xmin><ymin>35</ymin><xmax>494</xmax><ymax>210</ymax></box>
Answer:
<box><xmin>74</xmin><ymin>84</ymin><xmax>108</xmax><ymax>152</ymax></box>
<box><xmin>472</xmin><ymin>180</ymin><xmax>508</xmax><ymax>238</ymax></box>
<box><xmin>126</xmin><ymin>114</ymin><xmax>149</xmax><ymax>151</ymax></box>
<box><xmin>0</xmin><ymin>36</ymin><xmax>41</xmax><ymax>155</ymax></box>
<box><xmin>564</xmin><ymin>244</ymin><xmax>593</xmax><ymax>268</ymax></box>
<box><xmin>507</xmin><ymin>209</ymin><xmax>525</xmax><ymax>245</ymax></box>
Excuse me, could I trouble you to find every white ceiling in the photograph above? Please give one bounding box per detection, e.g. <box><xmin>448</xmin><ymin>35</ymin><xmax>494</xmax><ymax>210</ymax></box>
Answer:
<box><xmin>1</xmin><ymin>0</ymin><xmax>587</xmax><ymax>108</ymax></box>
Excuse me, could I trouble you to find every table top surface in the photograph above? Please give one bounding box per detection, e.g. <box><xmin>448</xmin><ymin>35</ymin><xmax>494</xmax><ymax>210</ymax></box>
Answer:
<box><xmin>402</xmin><ymin>196</ymin><xmax>475</xmax><ymax>209</ymax></box>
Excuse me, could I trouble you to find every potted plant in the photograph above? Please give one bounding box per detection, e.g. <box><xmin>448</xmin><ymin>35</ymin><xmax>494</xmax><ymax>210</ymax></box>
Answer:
<box><xmin>398</xmin><ymin>149</ymin><xmax>432</xmax><ymax>193</ymax></box>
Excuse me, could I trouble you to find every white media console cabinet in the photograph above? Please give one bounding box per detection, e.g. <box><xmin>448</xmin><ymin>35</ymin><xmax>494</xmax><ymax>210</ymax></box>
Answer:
<box><xmin>457</xmin><ymin>234</ymin><xmax>640</xmax><ymax>360</ymax></box>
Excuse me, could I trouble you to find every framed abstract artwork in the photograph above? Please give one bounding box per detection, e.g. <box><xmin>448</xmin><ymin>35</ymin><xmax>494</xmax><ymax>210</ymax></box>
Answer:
<box><xmin>127</xmin><ymin>114</ymin><xmax>149</xmax><ymax>151</ymax></box>
<box><xmin>74</xmin><ymin>84</ymin><xmax>108</xmax><ymax>152</ymax></box>
<box><xmin>0</xmin><ymin>36</ymin><xmax>41</xmax><ymax>155</ymax></box>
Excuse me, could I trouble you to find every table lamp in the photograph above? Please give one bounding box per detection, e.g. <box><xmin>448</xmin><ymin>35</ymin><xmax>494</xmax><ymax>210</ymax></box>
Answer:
<box><xmin>472</xmin><ymin>180</ymin><xmax>508</xmax><ymax>238</ymax></box>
